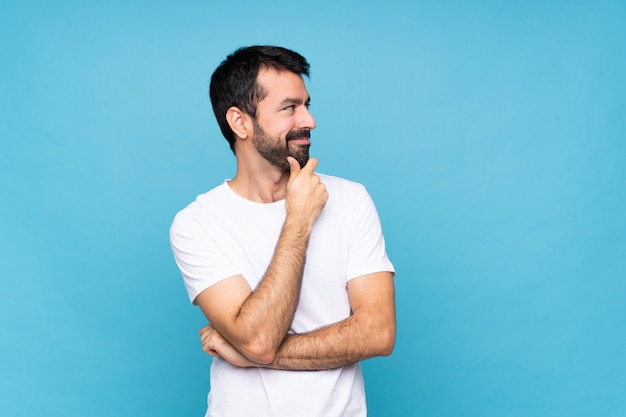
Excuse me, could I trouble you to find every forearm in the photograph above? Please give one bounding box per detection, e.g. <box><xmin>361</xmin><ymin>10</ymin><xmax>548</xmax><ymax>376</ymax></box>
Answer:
<box><xmin>263</xmin><ymin>312</ymin><xmax>395</xmax><ymax>371</ymax></box>
<box><xmin>261</xmin><ymin>273</ymin><xmax>396</xmax><ymax>370</ymax></box>
<box><xmin>231</xmin><ymin>216</ymin><xmax>311</xmax><ymax>360</ymax></box>
<box><xmin>200</xmin><ymin>315</ymin><xmax>391</xmax><ymax>371</ymax></box>
<box><xmin>202</xmin><ymin>272</ymin><xmax>396</xmax><ymax>369</ymax></box>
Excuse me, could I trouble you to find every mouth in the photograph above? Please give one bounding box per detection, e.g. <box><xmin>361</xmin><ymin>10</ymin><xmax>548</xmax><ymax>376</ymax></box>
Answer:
<box><xmin>288</xmin><ymin>138</ymin><xmax>310</xmax><ymax>145</ymax></box>
<box><xmin>286</xmin><ymin>129</ymin><xmax>311</xmax><ymax>145</ymax></box>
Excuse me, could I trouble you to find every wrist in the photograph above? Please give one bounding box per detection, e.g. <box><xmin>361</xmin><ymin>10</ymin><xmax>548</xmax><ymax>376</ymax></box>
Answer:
<box><xmin>283</xmin><ymin>213</ymin><xmax>314</xmax><ymax>239</ymax></box>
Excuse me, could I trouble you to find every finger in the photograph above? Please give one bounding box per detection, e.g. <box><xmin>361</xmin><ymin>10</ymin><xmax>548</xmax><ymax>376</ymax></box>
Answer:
<box><xmin>204</xmin><ymin>345</ymin><xmax>218</xmax><ymax>357</ymax></box>
<box><xmin>302</xmin><ymin>157</ymin><xmax>318</xmax><ymax>172</ymax></box>
<box><xmin>287</xmin><ymin>156</ymin><xmax>301</xmax><ymax>183</ymax></box>
<box><xmin>200</xmin><ymin>328</ymin><xmax>213</xmax><ymax>344</ymax></box>
<box><xmin>202</xmin><ymin>338</ymin><xmax>214</xmax><ymax>351</ymax></box>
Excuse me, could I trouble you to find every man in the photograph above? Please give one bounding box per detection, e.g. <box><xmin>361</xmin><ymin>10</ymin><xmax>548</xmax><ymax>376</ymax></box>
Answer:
<box><xmin>170</xmin><ymin>45</ymin><xmax>395</xmax><ymax>417</ymax></box>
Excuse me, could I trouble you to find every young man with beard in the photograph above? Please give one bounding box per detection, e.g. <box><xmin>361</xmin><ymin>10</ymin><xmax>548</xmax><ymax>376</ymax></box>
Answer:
<box><xmin>170</xmin><ymin>45</ymin><xmax>396</xmax><ymax>417</ymax></box>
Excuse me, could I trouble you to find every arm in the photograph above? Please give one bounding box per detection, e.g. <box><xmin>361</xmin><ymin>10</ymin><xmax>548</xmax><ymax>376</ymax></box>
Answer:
<box><xmin>196</xmin><ymin>157</ymin><xmax>328</xmax><ymax>364</ymax></box>
<box><xmin>268</xmin><ymin>271</ymin><xmax>395</xmax><ymax>370</ymax></box>
<box><xmin>200</xmin><ymin>271</ymin><xmax>396</xmax><ymax>370</ymax></box>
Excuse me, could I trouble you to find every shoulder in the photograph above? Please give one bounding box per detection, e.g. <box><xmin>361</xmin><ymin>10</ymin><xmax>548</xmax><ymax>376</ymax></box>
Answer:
<box><xmin>175</xmin><ymin>182</ymin><xmax>229</xmax><ymax>214</ymax></box>
<box><xmin>318</xmin><ymin>173</ymin><xmax>366</xmax><ymax>195</ymax></box>
<box><xmin>170</xmin><ymin>181</ymin><xmax>231</xmax><ymax>230</ymax></box>
<box><xmin>315</xmin><ymin>174</ymin><xmax>378</xmax><ymax>222</ymax></box>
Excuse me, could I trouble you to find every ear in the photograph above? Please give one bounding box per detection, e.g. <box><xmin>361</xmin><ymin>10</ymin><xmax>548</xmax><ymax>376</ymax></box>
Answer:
<box><xmin>226</xmin><ymin>106</ymin><xmax>253</xmax><ymax>140</ymax></box>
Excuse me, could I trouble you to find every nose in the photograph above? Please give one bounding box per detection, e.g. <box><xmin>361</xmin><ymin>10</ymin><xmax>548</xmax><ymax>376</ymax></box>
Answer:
<box><xmin>298</xmin><ymin>106</ymin><xmax>316</xmax><ymax>130</ymax></box>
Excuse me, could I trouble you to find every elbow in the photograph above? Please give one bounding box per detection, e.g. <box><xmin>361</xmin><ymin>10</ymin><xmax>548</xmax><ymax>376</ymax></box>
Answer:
<box><xmin>377</xmin><ymin>326</ymin><xmax>396</xmax><ymax>357</ymax></box>
<box><xmin>371</xmin><ymin>319</ymin><xmax>395</xmax><ymax>357</ymax></box>
<box><xmin>240</xmin><ymin>340</ymin><xmax>278</xmax><ymax>365</ymax></box>
<box><xmin>247</xmin><ymin>350</ymin><xmax>276</xmax><ymax>366</ymax></box>
<box><xmin>359</xmin><ymin>311</ymin><xmax>396</xmax><ymax>358</ymax></box>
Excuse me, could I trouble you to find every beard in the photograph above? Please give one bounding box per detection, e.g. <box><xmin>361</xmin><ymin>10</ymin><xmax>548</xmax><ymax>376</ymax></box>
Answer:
<box><xmin>253</xmin><ymin>120</ymin><xmax>310</xmax><ymax>171</ymax></box>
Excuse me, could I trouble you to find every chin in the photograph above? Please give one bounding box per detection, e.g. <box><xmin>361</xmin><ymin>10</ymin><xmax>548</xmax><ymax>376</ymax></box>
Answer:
<box><xmin>288</xmin><ymin>146</ymin><xmax>310</xmax><ymax>169</ymax></box>
<box><xmin>290</xmin><ymin>154</ymin><xmax>309</xmax><ymax>169</ymax></box>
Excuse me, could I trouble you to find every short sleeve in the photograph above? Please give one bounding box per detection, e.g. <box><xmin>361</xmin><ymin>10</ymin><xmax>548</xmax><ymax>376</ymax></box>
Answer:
<box><xmin>345</xmin><ymin>186</ymin><xmax>395</xmax><ymax>281</ymax></box>
<box><xmin>169</xmin><ymin>212</ymin><xmax>240</xmax><ymax>305</ymax></box>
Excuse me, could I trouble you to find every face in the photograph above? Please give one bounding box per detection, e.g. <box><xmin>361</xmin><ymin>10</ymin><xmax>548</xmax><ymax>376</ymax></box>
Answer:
<box><xmin>251</xmin><ymin>68</ymin><xmax>316</xmax><ymax>170</ymax></box>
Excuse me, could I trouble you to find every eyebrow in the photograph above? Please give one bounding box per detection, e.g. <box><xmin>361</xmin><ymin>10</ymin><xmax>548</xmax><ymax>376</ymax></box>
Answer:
<box><xmin>279</xmin><ymin>96</ymin><xmax>311</xmax><ymax>107</ymax></box>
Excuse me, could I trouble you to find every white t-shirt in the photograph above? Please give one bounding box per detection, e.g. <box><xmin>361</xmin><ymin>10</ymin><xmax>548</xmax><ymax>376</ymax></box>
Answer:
<box><xmin>170</xmin><ymin>173</ymin><xmax>394</xmax><ymax>417</ymax></box>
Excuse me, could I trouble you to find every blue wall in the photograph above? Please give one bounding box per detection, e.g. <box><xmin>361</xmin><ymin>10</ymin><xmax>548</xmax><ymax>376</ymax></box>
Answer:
<box><xmin>1</xmin><ymin>1</ymin><xmax>625</xmax><ymax>416</ymax></box>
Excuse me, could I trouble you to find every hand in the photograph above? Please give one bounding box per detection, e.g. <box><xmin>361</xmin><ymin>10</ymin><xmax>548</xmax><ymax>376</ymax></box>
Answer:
<box><xmin>199</xmin><ymin>324</ymin><xmax>259</xmax><ymax>368</ymax></box>
<box><xmin>285</xmin><ymin>156</ymin><xmax>328</xmax><ymax>225</ymax></box>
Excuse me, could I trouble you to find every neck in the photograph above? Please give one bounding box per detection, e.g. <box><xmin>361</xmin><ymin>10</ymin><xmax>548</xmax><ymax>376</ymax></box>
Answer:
<box><xmin>228</xmin><ymin>160</ymin><xmax>289</xmax><ymax>203</ymax></box>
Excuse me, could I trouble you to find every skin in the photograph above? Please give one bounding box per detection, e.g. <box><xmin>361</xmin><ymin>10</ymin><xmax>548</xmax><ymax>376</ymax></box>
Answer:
<box><xmin>196</xmin><ymin>67</ymin><xmax>396</xmax><ymax>369</ymax></box>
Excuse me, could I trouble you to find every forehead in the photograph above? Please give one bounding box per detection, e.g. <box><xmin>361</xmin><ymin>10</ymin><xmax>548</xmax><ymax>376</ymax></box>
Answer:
<box><xmin>256</xmin><ymin>68</ymin><xmax>309</xmax><ymax>103</ymax></box>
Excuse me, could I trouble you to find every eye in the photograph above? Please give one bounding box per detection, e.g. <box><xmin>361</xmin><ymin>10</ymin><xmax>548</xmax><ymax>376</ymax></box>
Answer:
<box><xmin>283</xmin><ymin>105</ymin><xmax>295</xmax><ymax>111</ymax></box>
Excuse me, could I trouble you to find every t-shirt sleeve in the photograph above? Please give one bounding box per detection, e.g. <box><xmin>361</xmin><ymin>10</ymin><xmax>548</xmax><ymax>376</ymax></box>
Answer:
<box><xmin>169</xmin><ymin>211</ymin><xmax>240</xmax><ymax>305</ymax></box>
<box><xmin>345</xmin><ymin>185</ymin><xmax>395</xmax><ymax>281</ymax></box>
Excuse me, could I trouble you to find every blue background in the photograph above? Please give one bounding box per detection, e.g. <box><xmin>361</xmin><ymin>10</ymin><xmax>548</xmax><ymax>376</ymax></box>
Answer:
<box><xmin>1</xmin><ymin>1</ymin><xmax>625</xmax><ymax>416</ymax></box>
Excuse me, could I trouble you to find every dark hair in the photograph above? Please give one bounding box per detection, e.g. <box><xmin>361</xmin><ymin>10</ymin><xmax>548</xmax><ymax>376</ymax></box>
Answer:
<box><xmin>209</xmin><ymin>45</ymin><xmax>310</xmax><ymax>153</ymax></box>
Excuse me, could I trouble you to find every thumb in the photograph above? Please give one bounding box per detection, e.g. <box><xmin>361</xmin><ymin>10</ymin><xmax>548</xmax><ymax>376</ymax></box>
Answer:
<box><xmin>287</xmin><ymin>156</ymin><xmax>301</xmax><ymax>182</ymax></box>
